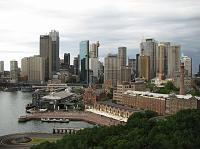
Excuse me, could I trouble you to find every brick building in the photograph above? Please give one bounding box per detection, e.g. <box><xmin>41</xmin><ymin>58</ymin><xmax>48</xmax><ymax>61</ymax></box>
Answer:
<box><xmin>83</xmin><ymin>86</ymin><xmax>106</xmax><ymax>105</ymax></box>
<box><xmin>122</xmin><ymin>91</ymin><xmax>199</xmax><ymax>115</ymax></box>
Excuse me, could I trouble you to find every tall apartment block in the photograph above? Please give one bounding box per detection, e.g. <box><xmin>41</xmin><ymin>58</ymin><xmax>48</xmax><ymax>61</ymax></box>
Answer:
<box><xmin>21</xmin><ymin>56</ymin><xmax>45</xmax><ymax>84</ymax></box>
<box><xmin>10</xmin><ymin>60</ymin><xmax>18</xmax><ymax>83</ymax></box>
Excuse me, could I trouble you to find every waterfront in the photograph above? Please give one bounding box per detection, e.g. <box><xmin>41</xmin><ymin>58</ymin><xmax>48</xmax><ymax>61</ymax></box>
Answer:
<box><xmin>0</xmin><ymin>91</ymin><xmax>93</xmax><ymax>137</ymax></box>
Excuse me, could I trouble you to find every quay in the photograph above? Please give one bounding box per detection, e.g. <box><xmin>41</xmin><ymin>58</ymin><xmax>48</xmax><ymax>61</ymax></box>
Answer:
<box><xmin>18</xmin><ymin>111</ymin><xmax>123</xmax><ymax>126</ymax></box>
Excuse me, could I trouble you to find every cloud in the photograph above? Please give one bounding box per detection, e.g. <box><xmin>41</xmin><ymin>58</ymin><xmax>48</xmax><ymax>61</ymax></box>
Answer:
<box><xmin>0</xmin><ymin>0</ymin><xmax>199</xmax><ymax>73</ymax></box>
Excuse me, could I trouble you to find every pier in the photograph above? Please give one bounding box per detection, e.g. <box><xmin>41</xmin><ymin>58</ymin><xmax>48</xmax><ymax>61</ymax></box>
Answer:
<box><xmin>53</xmin><ymin>128</ymin><xmax>83</xmax><ymax>134</ymax></box>
<box><xmin>18</xmin><ymin>111</ymin><xmax>123</xmax><ymax>126</ymax></box>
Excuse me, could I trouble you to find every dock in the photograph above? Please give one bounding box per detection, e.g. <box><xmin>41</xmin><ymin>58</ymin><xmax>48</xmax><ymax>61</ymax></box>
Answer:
<box><xmin>18</xmin><ymin>111</ymin><xmax>123</xmax><ymax>126</ymax></box>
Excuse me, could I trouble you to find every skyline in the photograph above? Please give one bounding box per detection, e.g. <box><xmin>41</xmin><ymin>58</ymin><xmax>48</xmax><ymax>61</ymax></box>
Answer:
<box><xmin>0</xmin><ymin>0</ymin><xmax>200</xmax><ymax>72</ymax></box>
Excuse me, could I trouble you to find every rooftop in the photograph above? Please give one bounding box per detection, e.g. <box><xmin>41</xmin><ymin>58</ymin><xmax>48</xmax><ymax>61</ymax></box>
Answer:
<box><xmin>98</xmin><ymin>100</ymin><xmax>143</xmax><ymax>112</ymax></box>
<box><xmin>42</xmin><ymin>91</ymin><xmax>74</xmax><ymax>100</ymax></box>
<box><xmin>124</xmin><ymin>90</ymin><xmax>196</xmax><ymax>100</ymax></box>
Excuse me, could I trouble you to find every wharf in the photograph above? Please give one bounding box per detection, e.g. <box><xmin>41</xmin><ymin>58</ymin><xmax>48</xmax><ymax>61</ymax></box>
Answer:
<box><xmin>18</xmin><ymin>111</ymin><xmax>123</xmax><ymax>126</ymax></box>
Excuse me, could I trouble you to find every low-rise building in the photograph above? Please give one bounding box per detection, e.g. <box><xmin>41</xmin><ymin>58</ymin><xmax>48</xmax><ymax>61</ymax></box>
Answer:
<box><xmin>39</xmin><ymin>90</ymin><xmax>76</xmax><ymax>111</ymax></box>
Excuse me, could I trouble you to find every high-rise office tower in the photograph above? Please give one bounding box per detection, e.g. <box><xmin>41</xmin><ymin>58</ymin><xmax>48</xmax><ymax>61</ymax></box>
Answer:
<box><xmin>73</xmin><ymin>57</ymin><xmax>79</xmax><ymax>75</ymax></box>
<box><xmin>118</xmin><ymin>47</ymin><xmax>128</xmax><ymax>84</ymax></box>
<box><xmin>181</xmin><ymin>56</ymin><xmax>192</xmax><ymax>78</ymax></box>
<box><xmin>64</xmin><ymin>53</ymin><xmax>70</xmax><ymax>68</ymax></box>
<box><xmin>168</xmin><ymin>44</ymin><xmax>180</xmax><ymax>79</ymax></box>
<box><xmin>0</xmin><ymin>61</ymin><xmax>4</xmax><ymax>73</ymax></box>
<box><xmin>40</xmin><ymin>30</ymin><xmax>59</xmax><ymax>80</ymax></box>
<box><xmin>89</xmin><ymin>41</ymin><xmax>100</xmax><ymax>58</ymax></box>
<box><xmin>139</xmin><ymin>50</ymin><xmax>150</xmax><ymax>81</ymax></box>
<box><xmin>40</xmin><ymin>35</ymin><xmax>50</xmax><ymax>81</ymax></box>
<box><xmin>140</xmin><ymin>39</ymin><xmax>158</xmax><ymax>79</ymax></box>
<box><xmin>10</xmin><ymin>60</ymin><xmax>18</xmax><ymax>83</ymax></box>
<box><xmin>104</xmin><ymin>54</ymin><xmax>118</xmax><ymax>88</ymax></box>
<box><xmin>79</xmin><ymin>40</ymin><xmax>89</xmax><ymax>84</ymax></box>
<box><xmin>49</xmin><ymin>30</ymin><xmax>59</xmax><ymax>78</ymax></box>
<box><xmin>118</xmin><ymin>47</ymin><xmax>127</xmax><ymax>68</ymax></box>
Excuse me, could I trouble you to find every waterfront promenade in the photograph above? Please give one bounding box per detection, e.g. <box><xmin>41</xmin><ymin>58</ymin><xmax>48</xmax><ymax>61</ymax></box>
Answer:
<box><xmin>19</xmin><ymin>111</ymin><xmax>123</xmax><ymax>126</ymax></box>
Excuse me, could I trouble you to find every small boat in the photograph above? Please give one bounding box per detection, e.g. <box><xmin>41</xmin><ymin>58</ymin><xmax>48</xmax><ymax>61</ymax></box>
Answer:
<box><xmin>39</xmin><ymin>108</ymin><xmax>47</xmax><ymax>112</ymax></box>
<box><xmin>41</xmin><ymin>118</ymin><xmax>69</xmax><ymax>123</ymax></box>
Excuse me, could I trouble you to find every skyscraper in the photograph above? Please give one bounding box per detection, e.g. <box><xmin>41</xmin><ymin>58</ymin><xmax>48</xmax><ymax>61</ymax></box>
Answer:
<box><xmin>0</xmin><ymin>61</ymin><xmax>4</xmax><ymax>73</ymax></box>
<box><xmin>156</xmin><ymin>43</ymin><xmax>168</xmax><ymax>80</ymax></box>
<box><xmin>29</xmin><ymin>56</ymin><xmax>45</xmax><ymax>84</ymax></box>
<box><xmin>21</xmin><ymin>57</ymin><xmax>29</xmax><ymax>80</ymax></box>
<box><xmin>136</xmin><ymin>54</ymin><xmax>140</xmax><ymax>77</ymax></box>
<box><xmin>21</xmin><ymin>56</ymin><xmax>45</xmax><ymax>84</ymax></box>
<box><xmin>168</xmin><ymin>44</ymin><xmax>180</xmax><ymax>79</ymax></box>
<box><xmin>64</xmin><ymin>53</ymin><xmax>70</xmax><ymax>68</ymax></box>
<box><xmin>104</xmin><ymin>54</ymin><xmax>118</xmax><ymax>88</ymax></box>
<box><xmin>118</xmin><ymin>47</ymin><xmax>128</xmax><ymax>84</ymax></box>
<box><xmin>139</xmin><ymin>50</ymin><xmax>150</xmax><ymax>81</ymax></box>
<box><xmin>79</xmin><ymin>40</ymin><xmax>89</xmax><ymax>84</ymax></box>
<box><xmin>40</xmin><ymin>30</ymin><xmax>59</xmax><ymax>80</ymax></box>
<box><xmin>40</xmin><ymin>35</ymin><xmax>50</xmax><ymax>81</ymax></box>
<box><xmin>89</xmin><ymin>41</ymin><xmax>100</xmax><ymax>58</ymax></box>
<box><xmin>128</xmin><ymin>58</ymin><xmax>136</xmax><ymax>80</ymax></box>
<box><xmin>49</xmin><ymin>30</ymin><xmax>59</xmax><ymax>78</ymax></box>
<box><xmin>73</xmin><ymin>57</ymin><xmax>79</xmax><ymax>75</ymax></box>
<box><xmin>10</xmin><ymin>60</ymin><xmax>18</xmax><ymax>83</ymax></box>
<box><xmin>181</xmin><ymin>56</ymin><xmax>192</xmax><ymax>78</ymax></box>
<box><xmin>140</xmin><ymin>39</ymin><xmax>158</xmax><ymax>79</ymax></box>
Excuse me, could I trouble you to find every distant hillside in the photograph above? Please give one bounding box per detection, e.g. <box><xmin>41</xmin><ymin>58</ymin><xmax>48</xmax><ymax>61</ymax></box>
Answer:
<box><xmin>32</xmin><ymin>109</ymin><xmax>200</xmax><ymax>149</ymax></box>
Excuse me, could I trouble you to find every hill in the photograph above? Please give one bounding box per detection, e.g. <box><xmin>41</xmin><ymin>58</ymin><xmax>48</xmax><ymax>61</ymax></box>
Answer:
<box><xmin>32</xmin><ymin>109</ymin><xmax>200</xmax><ymax>149</ymax></box>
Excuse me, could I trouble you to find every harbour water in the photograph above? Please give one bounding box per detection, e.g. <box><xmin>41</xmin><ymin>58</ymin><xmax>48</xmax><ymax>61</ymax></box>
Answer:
<box><xmin>0</xmin><ymin>91</ymin><xmax>93</xmax><ymax>136</ymax></box>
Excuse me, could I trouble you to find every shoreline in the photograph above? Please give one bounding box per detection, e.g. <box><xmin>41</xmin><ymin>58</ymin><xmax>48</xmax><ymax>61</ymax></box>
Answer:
<box><xmin>18</xmin><ymin>111</ymin><xmax>123</xmax><ymax>126</ymax></box>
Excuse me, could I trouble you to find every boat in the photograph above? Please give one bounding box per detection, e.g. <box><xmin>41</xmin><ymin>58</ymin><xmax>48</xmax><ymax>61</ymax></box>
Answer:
<box><xmin>21</xmin><ymin>86</ymin><xmax>33</xmax><ymax>92</ymax></box>
<box><xmin>41</xmin><ymin>118</ymin><xmax>69</xmax><ymax>123</ymax></box>
<box><xmin>39</xmin><ymin>108</ymin><xmax>47</xmax><ymax>112</ymax></box>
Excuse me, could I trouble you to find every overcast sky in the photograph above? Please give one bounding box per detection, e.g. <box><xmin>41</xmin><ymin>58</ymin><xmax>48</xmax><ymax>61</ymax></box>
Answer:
<box><xmin>0</xmin><ymin>0</ymin><xmax>199</xmax><ymax>72</ymax></box>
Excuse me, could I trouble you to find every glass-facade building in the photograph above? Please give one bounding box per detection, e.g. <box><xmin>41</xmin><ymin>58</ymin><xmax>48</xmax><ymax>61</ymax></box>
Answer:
<box><xmin>79</xmin><ymin>40</ymin><xmax>89</xmax><ymax>84</ymax></box>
